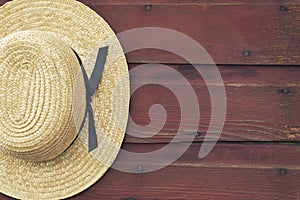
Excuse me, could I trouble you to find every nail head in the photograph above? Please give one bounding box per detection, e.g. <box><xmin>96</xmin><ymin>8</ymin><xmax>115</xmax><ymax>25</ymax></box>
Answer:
<box><xmin>194</xmin><ymin>131</ymin><xmax>201</xmax><ymax>137</ymax></box>
<box><xmin>145</xmin><ymin>5</ymin><xmax>152</xmax><ymax>11</ymax></box>
<box><xmin>280</xmin><ymin>5</ymin><xmax>288</xmax><ymax>12</ymax></box>
<box><xmin>243</xmin><ymin>51</ymin><xmax>250</xmax><ymax>57</ymax></box>
<box><xmin>280</xmin><ymin>88</ymin><xmax>292</xmax><ymax>95</ymax></box>
<box><xmin>282</xmin><ymin>89</ymin><xmax>289</xmax><ymax>94</ymax></box>
<box><xmin>137</xmin><ymin>165</ymin><xmax>144</xmax><ymax>172</ymax></box>
<box><xmin>279</xmin><ymin>168</ymin><xmax>287</xmax><ymax>175</ymax></box>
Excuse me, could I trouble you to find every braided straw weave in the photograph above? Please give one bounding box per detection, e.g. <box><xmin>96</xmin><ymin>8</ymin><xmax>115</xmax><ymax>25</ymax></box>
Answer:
<box><xmin>0</xmin><ymin>0</ymin><xmax>129</xmax><ymax>199</ymax></box>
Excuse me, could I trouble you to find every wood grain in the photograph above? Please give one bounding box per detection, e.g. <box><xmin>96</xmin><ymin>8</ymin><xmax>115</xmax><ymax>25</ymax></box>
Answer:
<box><xmin>1</xmin><ymin>143</ymin><xmax>300</xmax><ymax>200</ymax></box>
<box><xmin>84</xmin><ymin>1</ymin><xmax>300</xmax><ymax>65</ymax></box>
<box><xmin>0</xmin><ymin>1</ymin><xmax>299</xmax><ymax>200</ymax></box>
<box><xmin>127</xmin><ymin>65</ymin><xmax>300</xmax><ymax>143</ymax></box>
<box><xmin>69</xmin><ymin>143</ymin><xmax>300</xmax><ymax>199</ymax></box>
<box><xmin>48</xmin><ymin>142</ymin><xmax>300</xmax><ymax>200</ymax></box>
<box><xmin>1</xmin><ymin>0</ymin><xmax>300</xmax><ymax>65</ymax></box>
<box><xmin>83</xmin><ymin>0</ymin><xmax>300</xmax><ymax>4</ymax></box>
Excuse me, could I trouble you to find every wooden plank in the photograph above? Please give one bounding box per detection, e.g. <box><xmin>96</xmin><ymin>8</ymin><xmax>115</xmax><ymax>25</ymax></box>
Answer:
<box><xmin>1</xmin><ymin>143</ymin><xmax>300</xmax><ymax>199</ymax></box>
<box><xmin>45</xmin><ymin>143</ymin><xmax>300</xmax><ymax>199</ymax></box>
<box><xmin>83</xmin><ymin>0</ymin><xmax>300</xmax><ymax>5</ymax></box>
<box><xmin>3</xmin><ymin>0</ymin><xmax>300</xmax><ymax>6</ymax></box>
<box><xmin>84</xmin><ymin>1</ymin><xmax>300</xmax><ymax>65</ymax></box>
<box><xmin>129</xmin><ymin>64</ymin><xmax>300</xmax><ymax>87</ymax></box>
<box><xmin>71</xmin><ymin>167</ymin><xmax>300</xmax><ymax>199</ymax></box>
<box><xmin>68</xmin><ymin>143</ymin><xmax>300</xmax><ymax>199</ymax></box>
<box><xmin>127</xmin><ymin>65</ymin><xmax>300</xmax><ymax>143</ymax></box>
<box><xmin>1</xmin><ymin>0</ymin><xmax>299</xmax><ymax>65</ymax></box>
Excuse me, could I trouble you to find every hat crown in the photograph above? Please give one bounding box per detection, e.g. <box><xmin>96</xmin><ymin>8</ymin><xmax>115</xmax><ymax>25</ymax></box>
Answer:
<box><xmin>0</xmin><ymin>30</ymin><xmax>85</xmax><ymax>161</ymax></box>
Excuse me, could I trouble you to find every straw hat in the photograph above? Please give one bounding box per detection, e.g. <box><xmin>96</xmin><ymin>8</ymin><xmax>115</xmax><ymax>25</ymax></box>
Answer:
<box><xmin>0</xmin><ymin>0</ymin><xmax>129</xmax><ymax>199</ymax></box>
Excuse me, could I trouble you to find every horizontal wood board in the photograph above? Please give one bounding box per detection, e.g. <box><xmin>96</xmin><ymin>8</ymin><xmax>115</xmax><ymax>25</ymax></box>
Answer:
<box><xmin>0</xmin><ymin>0</ymin><xmax>299</xmax><ymax>199</ymax></box>
<box><xmin>0</xmin><ymin>0</ymin><xmax>300</xmax><ymax>65</ymax></box>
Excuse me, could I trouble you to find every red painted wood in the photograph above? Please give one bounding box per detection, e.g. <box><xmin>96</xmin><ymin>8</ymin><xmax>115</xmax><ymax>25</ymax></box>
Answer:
<box><xmin>1</xmin><ymin>0</ymin><xmax>300</xmax><ymax>65</ymax></box>
<box><xmin>83</xmin><ymin>0</ymin><xmax>300</xmax><ymax>5</ymax></box>
<box><xmin>0</xmin><ymin>1</ymin><xmax>299</xmax><ymax>200</ymax></box>
<box><xmin>127</xmin><ymin>65</ymin><xmax>300</xmax><ymax>143</ymax></box>
<box><xmin>84</xmin><ymin>2</ymin><xmax>300</xmax><ymax>65</ymax></box>
<box><xmin>68</xmin><ymin>143</ymin><xmax>300</xmax><ymax>199</ymax></box>
<box><xmin>2</xmin><ymin>143</ymin><xmax>299</xmax><ymax>199</ymax></box>
<box><xmin>3</xmin><ymin>0</ymin><xmax>300</xmax><ymax>6</ymax></box>
<box><xmin>71</xmin><ymin>167</ymin><xmax>300</xmax><ymax>199</ymax></box>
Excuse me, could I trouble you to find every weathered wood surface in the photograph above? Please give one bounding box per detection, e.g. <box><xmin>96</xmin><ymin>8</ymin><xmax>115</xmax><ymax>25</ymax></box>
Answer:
<box><xmin>85</xmin><ymin>0</ymin><xmax>300</xmax><ymax>65</ymax></box>
<box><xmin>1</xmin><ymin>0</ymin><xmax>300</xmax><ymax>65</ymax></box>
<box><xmin>0</xmin><ymin>0</ymin><xmax>299</xmax><ymax>200</ymax></box>
<box><xmin>127</xmin><ymin>65</ymin><xmax>300</xmax><ymax>143</ymax></box>
<box><xmin>87</xmin><ymin>0</ymin><xmax>300</xmax><ymax>65</ymax></box>
<box><xmin>71</xmin><ymin>143</ymin><xmax>300</xmax><ymax>199</ymax></box>
<box><xmin>1</xmin><ymin>143</ymin><xmax>300</xmax><ymax>200</ymax></box>
<box><xmin>72</xmin><ymin>142</ymin><xmax>300</xmax><ymax>199</ymax></box>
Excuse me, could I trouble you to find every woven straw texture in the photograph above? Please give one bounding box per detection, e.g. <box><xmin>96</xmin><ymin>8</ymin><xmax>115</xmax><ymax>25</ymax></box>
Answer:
<box><xmin>0</xmin><ymin>0</ymin><xmax>129</xmax><ymax>199</ymax></box>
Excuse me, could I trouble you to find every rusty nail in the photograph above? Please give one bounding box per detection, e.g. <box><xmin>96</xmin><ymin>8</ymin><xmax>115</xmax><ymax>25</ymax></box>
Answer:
<box><xmin>243</xmin><ymin>51</ymin><xmax>250</xmax><ymax>57</ymax></box>
<box><xmin>145</xmin><ymin>5</ymin><xmax>152</xmax><ymax>11</ymax></box>
<box><xmin>279</xmin><ymin>168</ymin><xmax>287</xmax><ymax>175</ymax></box>
<box><xmin>137</xmin><ymin>165</ymin><xmax>144</xmax><ymax>172</ymax></box>
<box><xmin>280</xmin><ymin>5</ymin><xmax>288</xmax><ymax>12</ymax></box>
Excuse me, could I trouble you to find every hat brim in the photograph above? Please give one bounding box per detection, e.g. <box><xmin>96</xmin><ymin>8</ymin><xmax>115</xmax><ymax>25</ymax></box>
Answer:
<box><xmin>0</xmin><ymin>0</ymin><xmax>129</xmax><ymax>199</ymax></box>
